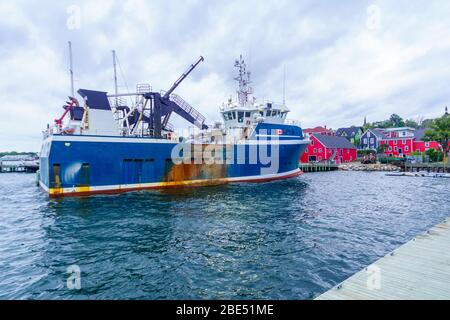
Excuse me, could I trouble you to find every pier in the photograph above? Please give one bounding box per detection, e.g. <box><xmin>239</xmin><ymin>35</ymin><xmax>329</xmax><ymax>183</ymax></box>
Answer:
<box><xmin>0</xmin><ymin>155</ymin><xmax>39</xmax><ymax>173</ymax></box>
<box><xmin>316</xmin><ymin>218</ymin><xmax>450</xmax><ymax>300</ymax></box>
<box><xmin>401</xmin><ymin>163</ymin><xmax>450</xmax><ymax>173</ymax></box>
<box><xmin>299</xmin><ymin>163</ymin><xmax>339</xmax><ymax>172</ymax></box>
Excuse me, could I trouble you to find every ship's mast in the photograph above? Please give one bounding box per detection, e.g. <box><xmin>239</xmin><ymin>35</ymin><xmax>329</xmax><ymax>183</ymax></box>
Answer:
<box><xmin>68</xmin><ymin>41</ymin><xmax>74</xmax><ymax>97</ymax></box>
<box><xmin>234</xmin><ymin>55</ymin><xmax>253</xmax><ymax>107</ymax></box>
<box><xmin>282</xmin><ymin>64</ymin><xmax>286</xmax><ymax>106</ymax></box>
<box><xmin>112</xmin><ymin>50</ymin><xmax>118</xmax><ymax>107</ymax></box>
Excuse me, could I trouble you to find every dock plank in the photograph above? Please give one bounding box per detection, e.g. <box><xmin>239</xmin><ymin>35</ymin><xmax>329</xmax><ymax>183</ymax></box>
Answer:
<box><xmin>316</xmin><ymin>218</ymin><xmax>450</xmax><ymax>300</ymax></box>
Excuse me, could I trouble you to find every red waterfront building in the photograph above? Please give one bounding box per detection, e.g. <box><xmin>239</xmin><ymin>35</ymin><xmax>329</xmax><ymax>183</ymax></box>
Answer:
<box><xmin>300</xmin><ymin>134</ymin><xmax>357</xmax><ymax>164</ymax></box>
<box><xmin>302</xmin><ymin>126</ymin><xmax>335</xmax><ymax>139</ymax></box>
<box><xmin>375</xmin><ymin>127</ymin><xmax>440</xmax><ymax>157</ymax></box>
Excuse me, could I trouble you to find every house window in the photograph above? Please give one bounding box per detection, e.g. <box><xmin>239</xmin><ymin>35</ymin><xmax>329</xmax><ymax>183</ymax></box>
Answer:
<box><xmin>388</xmin><ymin>147</ymin><xmax>392</xmax><ymax>151</ymax></box>
<box><xmin>314</xmin><ymin>148</ymin><xmax>317</xmax><ymax>153</ymax></box>
<box><xmin>363</xmin><ymin>138</ymin><xmax>368</xmax><ymax>144</ymax></box>
<box><xmin>425</xmin><ymin>142</ymin><xmax>430</xmax><ymax>147</ymax></box>
<box><xmin>402</xmin><ymin>139</ymin><xmax>406</xmax><ymax>144</ymax></box>
<box><xmin>370</xmin><ymin>138</ymin><xmax>374</xmax><ymax>144</ymax></box>
<box><xmin>318</xmin><ymin>156</ymin><xmax>322</xmax><ymax>161</ymax></box>
<box><xmin>405</xmin><ymin>146</ymin><xmax>409</xmax><ymax>152</ymax></box>
<box><xmin>394</xmin><ymin>140</ymin><xmax>397</xmax><ymax>145</ymax></box>
<box><xmin>340</xmin><ymin>149</ymin><xmax>343</xmax><ymax>156</ymax></box>
<box><xmin>311</xmin><ymin>140</ymin><xmax>314</xmax><ymax>146</ymax></box>
<box><xmin>318</xmin><ymin>148</ymin><xmax>322</xmax><ymax>153</ymax></box>
<box><xmin>394</xmin><ymin>146</ymin><xmax>398</xmax><ymax>151</ymax></box>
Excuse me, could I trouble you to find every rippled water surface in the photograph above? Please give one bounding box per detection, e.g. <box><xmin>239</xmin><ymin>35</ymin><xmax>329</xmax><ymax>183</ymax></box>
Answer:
<box><xmin>0</xmin><ymin>172</ymin><xmax>448</xmax><ymax>299</ymax></box>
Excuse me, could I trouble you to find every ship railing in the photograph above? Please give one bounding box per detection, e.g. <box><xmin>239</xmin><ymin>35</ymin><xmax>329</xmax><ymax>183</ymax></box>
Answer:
<box><xmin>286</xmin><ymin>119</ymin><xmax>301</xmax><ymax>127</ymax></box>
<box><xmin>169</xmin><ymin>93</ymin><xmax>206</xmax><ymax>125</ymax></box>
<box><xmin>136</xmin><ymin>83</ymin><xmax>152</xmax><ymax>94</ymax></box>
<box><xmin>164</xmin><ymin>122</ymin><xmax>174</xmax><ymax>132</ymax></box>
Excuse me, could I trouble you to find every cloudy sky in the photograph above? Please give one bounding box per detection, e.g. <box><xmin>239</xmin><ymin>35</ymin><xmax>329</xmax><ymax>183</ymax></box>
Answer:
<box><xmin>1</xmin><ymin>0</ymin><xmax>449</xmax><ymax>151</ymax></box>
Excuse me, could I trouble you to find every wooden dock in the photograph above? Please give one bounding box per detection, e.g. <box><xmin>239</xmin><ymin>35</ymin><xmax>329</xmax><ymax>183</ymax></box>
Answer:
<box><xmin>299</xmin><ymin>163</ymin><xmax>339</xmax><ymax>172</ymax></box>
<box><xmin>402</xmin><ymin>163</ymin><xmax>450</xmax><ymax>173</ymax></box>
<box><xmin>316</xmin><ymin>218</ymin><xmax>450</xmax><ymax>300</ymax></box>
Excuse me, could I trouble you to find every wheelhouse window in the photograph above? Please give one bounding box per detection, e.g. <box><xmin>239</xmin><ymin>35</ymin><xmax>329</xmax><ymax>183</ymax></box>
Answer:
<box><xmin>238</xmin><ymin>111</ymin><xmax>244</xmax><ymax>123</ymax></box>
<box><xmin>245</xmin><ymin>111</ymin><xmax>251</xmax><ymax>118</ymax></box>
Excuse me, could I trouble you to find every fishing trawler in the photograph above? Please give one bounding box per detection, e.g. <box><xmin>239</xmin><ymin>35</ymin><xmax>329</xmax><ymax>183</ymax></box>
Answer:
<box><xmin>38</xmin><ymin>47</ymin><xmax>309</xmax><ymax>197</ymax></box>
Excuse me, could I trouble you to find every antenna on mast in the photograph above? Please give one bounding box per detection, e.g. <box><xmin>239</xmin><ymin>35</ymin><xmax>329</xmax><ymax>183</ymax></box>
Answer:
<box><xmin>112</xmin><ymin>50</ymin><xmax>118</xmax><ymax>107</ymax></box>
<box><xmin>68</xmin><ymin>41</ymin><xmax>74</xmax><ymax>97</ymax></box>
<box><xmin>234</xmin><ymin>55</ymin><xmax>252</xmax><ymax>107</ymax></box>
<box><xmin>283</xmin><ymin>64</ymin><xmax>286</xmax><ymax>106</ymax></box>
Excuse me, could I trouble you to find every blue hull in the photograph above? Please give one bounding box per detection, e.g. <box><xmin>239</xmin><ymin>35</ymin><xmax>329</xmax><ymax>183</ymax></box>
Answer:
<box><xmin>39</xmin><ymin>126</ymin><xmax>308</xmax><ymax>197</ymax></box>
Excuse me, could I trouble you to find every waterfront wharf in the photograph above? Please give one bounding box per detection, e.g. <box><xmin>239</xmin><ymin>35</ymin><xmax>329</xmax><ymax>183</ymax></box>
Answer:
<box><xmin>401</xmin><ymin>163</ymin><xmax>450</xmax><ymax>173</ymax></box>
<box><xmin>316</xmin><ymin>218</ymin><xmax>450</xmax><ymax>300</ymax></box>
<box><xmin>299</xmin><ymin>163</ymin><xmax>339</xmax><ymax>172</ymax></box>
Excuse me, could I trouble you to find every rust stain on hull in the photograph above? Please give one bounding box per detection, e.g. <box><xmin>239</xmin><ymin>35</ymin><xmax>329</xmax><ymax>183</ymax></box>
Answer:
<box><xmin>163</xmin><ymin>163</ymin><xmax>228</xmax><ymax>187</ymax></box>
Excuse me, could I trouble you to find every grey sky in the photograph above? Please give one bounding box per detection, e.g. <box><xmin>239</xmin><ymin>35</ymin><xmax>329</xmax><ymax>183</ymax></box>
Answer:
<box><xmin>0</xmin><ymin>0</ymin><xmax>449</xmax><ymax>151</ymax></box>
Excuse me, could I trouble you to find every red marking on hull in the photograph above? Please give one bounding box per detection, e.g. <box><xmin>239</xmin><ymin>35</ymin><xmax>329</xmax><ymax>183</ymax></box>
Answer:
<box><xmin>47</xmin><ymin>170</ymin><xmax>303</xmax><ymax>198</ymax></box>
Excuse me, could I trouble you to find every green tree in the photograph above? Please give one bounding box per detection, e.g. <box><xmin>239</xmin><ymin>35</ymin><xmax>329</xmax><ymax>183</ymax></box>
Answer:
<box><xmin>424</xmin><ymin>115</ymin><xmax>450</xmax><ymax>163</ymax></box>
<box><xmin>389</xmin><ymin>114</ymin><xmax>405</xmax><ymax>127</ymax></box>
<box><xmin>425</xmin><ymin>149</ymin><xmax>444</xmax><ymax>162</ymax></box>
<box><xmin>419</xmin><ymin>118</ymin><xmax>434</xmax><ymax>129</ymax></box>
<box><xmin>405</xmin><ymin>119</ymin><xmax>419</xmax><ymax>129</ymax></box>
<box><xmin>377</xmin><ymin>144</ymin><xmax>388</xmax><ymax>154</ymax></box>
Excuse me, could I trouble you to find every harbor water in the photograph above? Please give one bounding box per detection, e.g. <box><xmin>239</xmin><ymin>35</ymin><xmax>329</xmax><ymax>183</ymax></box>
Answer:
<box><xmin>0</xmin><ymin>171</ymin><xmax>448</xmax><ymax>299</ymax></box>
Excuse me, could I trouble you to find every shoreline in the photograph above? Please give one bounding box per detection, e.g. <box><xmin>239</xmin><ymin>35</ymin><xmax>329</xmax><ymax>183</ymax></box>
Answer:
<box><xmin>338</xmin><ymin>163</ymin><xmax>399</xmax><ymax>172</ymax></box>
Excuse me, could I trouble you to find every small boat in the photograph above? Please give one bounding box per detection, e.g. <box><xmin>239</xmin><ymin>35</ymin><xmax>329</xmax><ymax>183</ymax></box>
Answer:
<box><xmin>386</xmin><ymin>172</ymin><xmax>450</xmax><ymax>178</ymax></box>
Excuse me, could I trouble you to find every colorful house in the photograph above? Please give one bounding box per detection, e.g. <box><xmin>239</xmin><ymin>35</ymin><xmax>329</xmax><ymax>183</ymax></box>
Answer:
<box><xmin>378</xmin><ymin>127</ymin><xmax>416</xmax><ymax>157</ymax></box>
<box><xmin>302</xmin><ymin>126</ymin><xmax>334</xmax><ymax>139</ymax></box>
<box><xmin>300</xmin><ymin>134</ymin><xmax>357</xmax><ymax>164</ymax></box>
<box><xmin>361</xmin><ymin>127</ymin><xmax>441</xmax><ymax>157</ymax></box>
<box><xmin>360</xmin><ymin>128</ymin><xmax>387</xmax><ymax>150</ymax></box>
<box><xmin>336</xmin><ymin>126</ymin><xmax>364</xmax><ymax>146</ymax></box>
<box><xmin>412</xmin><ymin>128</ymin><xmax>441</xmax><ymax>154</ymax></box>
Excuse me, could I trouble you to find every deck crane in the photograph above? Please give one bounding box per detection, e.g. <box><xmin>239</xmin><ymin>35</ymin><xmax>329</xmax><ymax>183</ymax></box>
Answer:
<box><xmin>77</xmin><ymin>56</ymin><xmax>208</xmax><ymax>138</ymax></box>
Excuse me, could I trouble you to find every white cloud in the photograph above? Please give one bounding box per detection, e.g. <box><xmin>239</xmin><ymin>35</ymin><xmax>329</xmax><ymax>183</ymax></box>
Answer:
<box><xmin>0</xmin><ymin>0</ymin><xmax>449</xmax><ymax>151</ymax></box>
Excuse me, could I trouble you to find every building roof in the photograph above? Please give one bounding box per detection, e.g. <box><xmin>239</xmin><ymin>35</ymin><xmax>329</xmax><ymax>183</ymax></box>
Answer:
<box><xmin>313</xmin><ymin>134</ymin><xmax>357</xmax><ymax>149</ymax></box>
<box><xmin>413</xmin><ymin>128</ymin><xmax>431</xmax><ymax>141</ymax></box>
<box><xmin>303</xmin><ymin>126</ymin><xmax>332</xmax><ymax>134</ymax></box>
<box><xmin>369</xmin><ymin>128</ymin><xmax>389</xmax><ymax>139</ymax></box>
<box><xmin>384</xmin><ymin>127</ymin><xmax>415</xmax><ymax>132</ymax></box>
<box><xmin>336</xmin><ymin>126</ymin><xmax>362</xmax><ymax>138</ymax></box>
